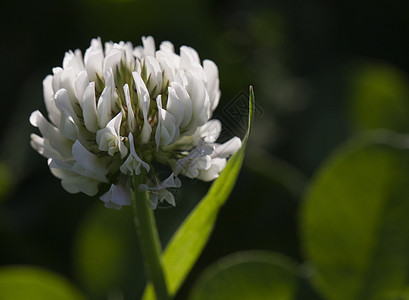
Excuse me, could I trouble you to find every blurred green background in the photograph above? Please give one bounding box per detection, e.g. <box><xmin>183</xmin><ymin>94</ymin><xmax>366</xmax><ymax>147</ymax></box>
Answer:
<box><xmin>1</xmin><ymin>0</ymin><xmax>409</xmax><ymax>299</ymax></box>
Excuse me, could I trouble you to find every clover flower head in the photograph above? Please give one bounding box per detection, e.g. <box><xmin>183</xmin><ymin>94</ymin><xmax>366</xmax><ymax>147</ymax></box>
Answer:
<box><xmin>30</xmin><ymin>36</ymin><xmax>241</xmax><ymax>209</ymax></box>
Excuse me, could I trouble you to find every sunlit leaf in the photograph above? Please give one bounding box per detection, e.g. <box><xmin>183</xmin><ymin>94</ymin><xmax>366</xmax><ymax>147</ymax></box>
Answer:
<box><xmin>0</xmin><ymin>266</ymin><xmax>85</xmax><ymax>300</ymax></box>
<box><xmin>302</xmin><ymin>130</ymin><xmax>409</xmax><ymax>300</ymax></box>
<box><xmin>189</xmin><ymin>251</ymin><xmax>298</xmax><ymax>300</ymax></box>
<box><xmin>143</xmin><ymin>86</ymin><xmax>255</xmax><ymax>299</ymax></box>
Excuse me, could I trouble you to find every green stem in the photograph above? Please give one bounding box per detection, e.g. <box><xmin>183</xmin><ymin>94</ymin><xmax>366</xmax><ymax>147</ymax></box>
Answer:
<box><xmin>132</xmin><ymin>175</ymin><xmax>170</xmax><ymax>300</ymax></box>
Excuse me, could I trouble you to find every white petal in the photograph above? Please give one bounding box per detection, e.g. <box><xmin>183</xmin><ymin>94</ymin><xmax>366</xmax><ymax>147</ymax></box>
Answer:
<box><xmin>139</xmin><ymin>173</ymin><xmax>181</xmax><ymax>208</ymax></box>
<box><xmin>84</xmin><ymin>37</ymin><xmax>104</xmax><ymax>82</ymax></box>
<box><xmin>100</xmin><ymin>190</ymin><xmax>111</xmax><ymax>203</ymax></box>
<box><xmin>75</xmin><ymin>177</ymin><xmax>100</xmax><ymax>196</ymax></box>
<box><xmin>120</xmin><ymin>154</ymin><xmax>143</xmax><ymax>175</ymax></box>
<box><xmin>61</xmin><ymin>180</ymin><xmax>81</xmax><ymax>194</ymax></box>
<box><xmin>58</xmin><ymin>115</ymin><xmax>78</xmax><ymax>141</ymax></box>
<box><xmin>135</xmin><ymin>58</ymin><xmax>142</xmax><ymax>74</ymax></box>
<box><xmin>192</xmin><ymin>143</ymin><xmax>214</xmax><ymax>158</ymax></box>
<box><xmin>180</xmin><ymin>46</ymin><xmax>201</xmax><ymax>69</ymax></box>
<box><xmin>103</xmin><ymin>42</ymin><xmax>135</xmax><ymax>74</ymax></box>
<box><xmin>48</xmin><ymin>159</ymin><xmax>74</xmax><ymax>183</ymax></box>
<box><xmin>159</xmin><ymin>189</ymin><xmax>176</xmax><ymax>206</ymax></box>
<box><xmin>122</xmin><ymin>41</ymin><xmax>135</xmax><ymax>67</ymax></box>
<box><xmin>174</xmin><ymin>143</ymin><xmax>213</xmax><ymax>177</ymax></box>
<box><xmin>51</xmin><ymin>67</ymin><xmax>63</xmax><ymax>92</ymax></box>
<box><xmin>156</xmin><ymin>51</ymin><xmax>175</xmax><ymax>86</ymax></box>
<box><xmin>144</xmin><ymin>55</ymin><xmax>162</xmax><ymax>96</ymax></box>
<box><xmin>213</xmin><ymin>137</ymin><xmax>242</xmax><ymax>158</ymax></box>
<box><xmin>103</xmin><ymin>45</ymin><xmax>123</xmax><ymax>74</ymax></box>
<box><xmin>166</xmin><ymin>86</ymin><xmax>184</xmax><ymax>127</ymax></box>
<box><xmin>55</xmin><ymin>172</ymin><xmax>81</xmax><ymax>193</ymax></box>
<box><xmin>140</xmin><ymin>99</ymin><xmax>152</xmax><ymax>144</ymax></box>
<box><xmin>185</xmin><ymin>70</ymin><xmax>211</xmax><ymax>133</ymax></box>
<box><xmin>132</xmin><ymin>71</ymin><xmax>150</xmax><ymax>110</ymax></box>
<box><xmin>97</xmin><ymin>85</ymin><xmax>112</xmax><ymax>128</ymax></box>
<box><xmin>100</xmin><ymin>183</ymin><xmax>131</xmax><ymax>209</ymax></box>
<box><xmin>194</xmin><ymin>119</ymin><xmax>222</xmax><ymax>144</ymax></box>
<box><xmin>49</xmin><ymin>160</ymin><xmax>100</xmax><ymax>196</ymax></box>
<box><xmin>30</xmin><ymin>134</ymin><xmax>63</xmax><ymax>160</ymax></box>
<box><xmin>110</xmin><ymin>184</ymin><xmax>131</xmax><ymax>206</ymax></box>
<box><xmin>159</xmin><ymin>41</ymin><xmax>180</xmax><ymax>67</ymax></box>
<box><xmin>97</xmin><ymin>69</ymin><xmax>117</xmax><ymax>128</ymax></box>
<box><xmin>74</xmin><ymin>70</ymin><xmax>89</xmax><ymax>105</ymax></box>
<box><xmin>155</xmin><ymin>96</ymin><xmax>179</xmax><ymax>149</ymax></box>
<box><xmin>120</xmin><ymin>133</ymin><xmax>150</xmax><ymax>175</ymax></box>
<box><xmin>48</xmin><ymin>157</ymin><xmax>74</xmax><ymax>171</ymax></box>
<box><xmin>96</xmin><ymin>111</ymin><xmax>127</xmax><ymax>158</ymax></box>
<box><xmin>72</xmin><ymin>140</ymin><xmax>108</xmax><ymax>175</ymax></box>
<box><xmin>72</xmin><ymin>162</ymin><xmax>109</xmax><ymax>183</ymax></box>
<box><xmin>183</xmin><ymin>155</ymin><xmax>212</xmax><ymax>178</ymax></box>
<box><xmin>133</xmin><ymin>47</ymin><xmax>143</xmax><ymax>59</ymax></box>
<box><xmin>63</xmin><ymin>50</ymin><xmax>84</xmax><ymax>73</ymax></box>
<box><xmin>197</xmin><ymin>157</ymin><xmax>226</xmax><ymax>181</ymax></box>
<box><xmin>203</xmin><ymin>59</ymin><xmax>220</xmax><ymax>112</ymax></box>
<box><xmin>145</xmin><ymin>173</ymin><xmax>181</xmax><ymax>191</ymax></box>
<box><xmin>123</xmin><ymin>84</ymin><xmax>136</xmax><ymax>132</ymax></box>
<box><xmin>55</xmin><ymin>88</ymin><xmax>81</xmax><ymax>125</ymax></box>
<box><xmin>82</xmin><ymin>82</ymin><xmax>99</xmax><ymax>133</ymax></box>
<box><xmin>128</xmin><ymin>132</ymin><xmax>150</xmax><ymax>171</ymax></box>
<box><xmin>29</xmin><ymin>110</ymin><xmax>73</xmax><ymax>158</ymax></box>
<box><xmin>145</xmin><ymin>188</ymin><xmax>176</xmax><ymax>208</ymax></box>
<box><xmin>133</xmin><ymin>72</ymin><xmax>152</xmax><ymax>144</ymax></box>
<box><xmin>171</xmin><ymin>82</ymin><xmax>193</xmax><ymax>129</ymax></box>
<box><xmin>59</xmin><ymin>64</ymin><xmax>81</xmax><ymax>100</ymax></box>
<box><xmin>104</xmin><ymin>41</ymin><xmax>114</xmax><ymax>54</ymax></box>
<box><xmin>148</xmin><ymin>192</ymin><xmax>159</xmax><ymax>209</ymax></box>
<box><xmin>160</xmin><ymin>41</ymin><xmax>175</xmax><ymax>56</ymax></box>
<box><xmin>142</xmin><ymin>36</ymin><xmax>156</xmax><ymax>57</ymax></box>
<box><xmin>43</xmin><ymin>75</ymin><xmax>61</xmax><ymax>126</ymax></box>
<box><xmin>56</xmin><ymin>170</ymin><xmax>100</xmax><ymax>196</ymax></box>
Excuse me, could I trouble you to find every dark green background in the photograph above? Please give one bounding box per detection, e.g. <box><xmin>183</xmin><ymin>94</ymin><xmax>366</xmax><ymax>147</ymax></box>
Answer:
<box><xmin>1</xmin><ymin>0</ymin><xmax>409</xmax><ymax>299</ymax></box>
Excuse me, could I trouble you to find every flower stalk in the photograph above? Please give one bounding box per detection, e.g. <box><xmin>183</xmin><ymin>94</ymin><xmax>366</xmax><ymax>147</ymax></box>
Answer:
<box><xmin>131</xmin><ymin>175</ymin><xmax>170</xmax><ymax>300</ymax></box>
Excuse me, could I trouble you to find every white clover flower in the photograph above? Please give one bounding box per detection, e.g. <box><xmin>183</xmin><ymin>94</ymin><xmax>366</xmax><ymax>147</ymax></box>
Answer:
<box><xmin>30</xmin><ymin>36</ymin><xmax>242</xmax><ymax>209</ymax></box>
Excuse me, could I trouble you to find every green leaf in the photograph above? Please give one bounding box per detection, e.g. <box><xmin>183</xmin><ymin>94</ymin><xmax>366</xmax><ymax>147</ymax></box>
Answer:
<box><xmin>73</xmin><ymin>204</ymin><xmax>145</xmax><ymax>299</ymax></box>
<box><xmin>377</xmin><ymin>289</ymin><xmax>409</xmax><ymax>300</ymax></box>
<box><xmin>189</xmin><ymin>251</ymin><xmax>298</xmax><ymax>300</ymax></box>
<box><xmin>301</xmin><ymin>130</ymin><xmax>409</xmax><ymax>300</ymax></box>
<box><xmin>347</xmin><ymin>61</ymin><xmax>409</xmax><ymax>133</ymax></box>
<box><xmin>142</xmin><ymin>86</ymin><xmax>255</xmax><ymax>299</ymax></box>
<box><xmin>0</xmin><ymin>266</ymin><xmax>85</xmax><ymax>300</ymax></box>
